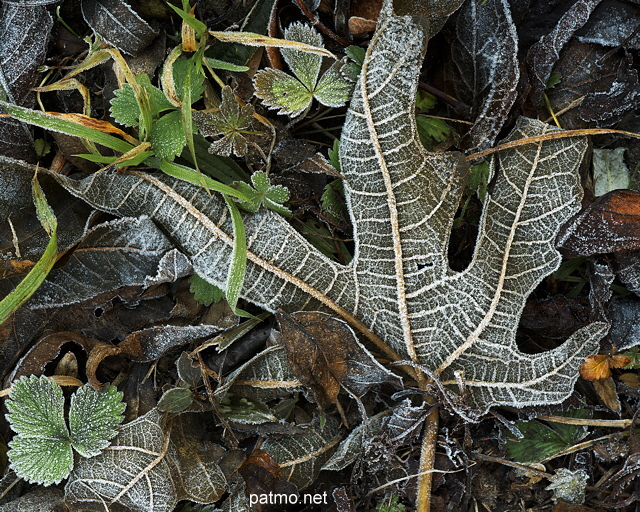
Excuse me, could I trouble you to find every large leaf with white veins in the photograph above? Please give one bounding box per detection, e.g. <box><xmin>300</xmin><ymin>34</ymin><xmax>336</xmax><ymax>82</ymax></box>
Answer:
<box><xmin>48</xmin><ymin>0</ymin><xmax>607</xmax><ymax>416</ymax></box>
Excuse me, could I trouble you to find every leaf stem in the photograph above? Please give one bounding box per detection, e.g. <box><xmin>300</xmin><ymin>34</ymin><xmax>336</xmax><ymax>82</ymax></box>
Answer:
<box><xmin>416</xmin><ymin>401</ymin><xmax>438</xmax><ymax>512</ymax></box>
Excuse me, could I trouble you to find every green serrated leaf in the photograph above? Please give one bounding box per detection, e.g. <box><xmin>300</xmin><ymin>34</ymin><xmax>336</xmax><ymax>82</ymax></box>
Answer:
<box><xmin>173</xmin><ymin>57</ymin><xmax>205</xmax><ymax>104</ymax></box>
<box><xmin>6</xmin><ymin>376</ymin><xmax>71</xmax><ymax>485</ymax></box>
<box><xmin>6</xmin><ymin>376</ymin><xmax>68</xmax><ymax>441</ymax></box>
<box><xmin>110</xmin><ymin>84</ymin><xmax>140</xmax><ymax>127</ymax></box>
<box><xmin>235</xmin><ymin>172</ymin><xmax>290</xmax><ymax>215</ymax></box>
<box><xmin>254</xmin><ymin>68</ymin><xmax>313</xmax><ymax>117</ymax></box>
<box><xmin>506</xmin><ymin>410</ymin><xmax>590</xmax><ymax>463</ymax></box>
<box><xmin>189</xmin><ymin>272</ymin><xmax>225</xmax><ymax>305</ymax></box>
<box><xmin>313</xmin><ymin>60</ymin><xmax>351</xmax><ymax>108</ymax></box>
<box><xmin>68</xmin><ymin>384</ymin><xmax>125</xmax><ymax>458</ymax></box>
<box><xmin>8</xmin><ymin>435</ymin><xmax>73</xmax><ymax>486</ymax></box>
<box><xmin>281</xmin><ymin>23</ymin><xmax>323</xmax><ymax>90</ymax></box>
<box><xmin>150</xmin><ymin>110</ymin><xmax>186</xmax><ymax>160</ymax></box>
<box><xmin>416</xmin><ymin>116</ymin><xmax>452</xmax><ymax>149</ymax></box>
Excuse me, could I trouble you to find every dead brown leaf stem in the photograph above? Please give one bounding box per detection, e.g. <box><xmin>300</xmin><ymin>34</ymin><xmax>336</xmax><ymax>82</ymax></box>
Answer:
<box><xmin>466</xmin><ymin>128</ymin><xmax>640</xmax><ymax>161</ymax></box>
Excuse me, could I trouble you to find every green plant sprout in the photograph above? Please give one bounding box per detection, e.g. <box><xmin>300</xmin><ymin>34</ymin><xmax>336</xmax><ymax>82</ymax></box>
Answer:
<box><xmin>233</xmin><ymin>171</ymin><xmax>291</xmax><ymax>216</ymax></box>
<box><xmin>5</xmin><ymin>375</ymin><xmax>125</xmax><ymax>485</ymax></box>
<box><xmin>253</xmin><ymin>23</ymin><xmax>352</xmax><ymax>118</ymax></box>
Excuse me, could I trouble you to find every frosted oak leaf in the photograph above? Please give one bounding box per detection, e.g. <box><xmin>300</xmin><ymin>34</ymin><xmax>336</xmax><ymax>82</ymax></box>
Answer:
<box><xmin>48</xmin><ymin>3</ymin><xmax>607</xmax><ymax>417</ymax></box>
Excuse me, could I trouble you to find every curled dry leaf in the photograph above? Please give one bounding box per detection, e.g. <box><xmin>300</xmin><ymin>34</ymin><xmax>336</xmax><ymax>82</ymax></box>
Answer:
<box><xmin>557</xmin><ymin>190</ymin><xmax>640</xmax><ymax>257</ymax></box>
<box><xmin>86</xmin><ymin>324</ymin><xmax>225</xmax><ymax>388</ymax></box>
<box><xmin>580</xmin><ymin>354</ymin><xmax>631</xmax><ymax>381</ymax></box>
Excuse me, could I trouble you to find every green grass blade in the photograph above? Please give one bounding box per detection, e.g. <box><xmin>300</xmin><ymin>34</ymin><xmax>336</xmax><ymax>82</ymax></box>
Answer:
<box><xmin>0</xmin><ymin>174</ymin><xmax>58</xmax><ymax>325</ymax></box>
<box><xmin>223</xmin><ymin>196</ymin><xmax>249</xmax><ymax>316</ymax></box>
<box><xmin>0</xmin><ymin>101</ymin><xmax>134</xmax><ymax>154</ymax></box>
<box><xmin>167</xmin><ymin>2</ymin><xmax>207</xmax><ymax>38</ymax></box>
<box><xmin>149</xmin><ymin>157</ymin><xmax>252</xmax><ymax>201</ymax></box>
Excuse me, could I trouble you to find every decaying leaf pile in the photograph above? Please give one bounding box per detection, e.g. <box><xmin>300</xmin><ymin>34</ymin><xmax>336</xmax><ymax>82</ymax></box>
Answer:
<box><xmin>1</xmin><ymin>0</ymin><xmax>640</xmax><ymax>510</ymax></box>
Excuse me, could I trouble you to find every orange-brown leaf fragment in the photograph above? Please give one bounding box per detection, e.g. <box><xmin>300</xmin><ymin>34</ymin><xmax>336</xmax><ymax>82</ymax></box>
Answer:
<box><xmin>558</xmin><ymin>190</ymin><xmax>640</xmax><ymax>257</ymax></box>
<box><xmin>580</xmin><ymin>354</ymin><xmax>631</xmax><ymax>381</ymax></box>
<box><xmin>276</xmin><ymin>311</ymin><xmax>398</xmax><ymax>408</ymax></box>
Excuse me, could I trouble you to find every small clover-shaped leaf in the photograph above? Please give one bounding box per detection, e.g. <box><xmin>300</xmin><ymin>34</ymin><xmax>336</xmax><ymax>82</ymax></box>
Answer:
<box><xmin>234</xmin><ymin>171</ymin><xmax>290</xmax><ymax>215</ymax></box>
<box><xmin>5</xmin><ymin>375</ymin><xmax>126</xmax><ymax>486</ymax></box>
<box><xmin>193</xmin><ymin>86</ymin><xmax>258</xmax><ymax>157</ymax></box>
<box><xmin>253</xmin><ymin>23</ymin><xmax>352</xmax><ymax>117</ymax></box>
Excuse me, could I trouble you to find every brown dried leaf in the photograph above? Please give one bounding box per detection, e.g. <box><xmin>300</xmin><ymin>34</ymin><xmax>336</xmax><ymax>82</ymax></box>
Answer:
<box><xmin>276</xmin><ymin>311</ymin><xmax>399</xmax><ymax>407</ymax></box>
<box><xmin>525</xmin><ymin>0</ymin><xmax>603</xmax><ymax>111</ymax></box>
<box><xmin>545</xmin><ymin>40</ymin><xmax>619</xmax><ymax>129</ymax></box>
<box><xmin>9</xmin><ymin>331</ymin><xmax>100</xmax><ymax>381</ymax></box>
<box><xmin>558</xmin><ymin>190</ymin><xmax>640</xmax><ymax>257</ymax></box>
<box><xmin>580</xmin><ymin>354</ymin><xmax>630</xmax><ymax>381</ymax></box>
<box><xmin>238</xmin><ymin>449</ymin><xmax>298</xmax><ymax>512</ymax></box>
<box><xmin>448</xmin><ymin>0</ymin><xmax>519</xmax><ymax>153</ymax></box>
<box><xmin>592</xmin><ymin>376</ymin><xmax>621</xmax><ymax>412</ymax></box>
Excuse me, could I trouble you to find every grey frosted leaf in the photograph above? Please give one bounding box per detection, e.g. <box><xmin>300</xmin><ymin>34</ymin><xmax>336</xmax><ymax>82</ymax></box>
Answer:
<box><xmin>0</xmin><ymin>4</ymin><xmax>53</xmax><ymax>161</ymax></box>
<box><xmin>525</xmin><ymin>0</ymin><xmax>603</xmax><ymax>109</ymax></box>
<box><xmin>65</xmin><ymin>409</ymin><xmax>226</xmax><ymax>512</ymax></box>
<box><xmin>280</xmin><ymin>22</ymin><xmax>323</xmax><ymax>90</ymax></box>
<box><xmin>68</xmin><ymin>384</ymin><xmax>125</xmax><ymax>458</ymax></box>
<box><xmin>215</xmin><ymin>345</ymin><xmax>303</xmax><ymax>402</ymax></box>
<box><xmin>2</xmin><ymin>0</ymin><xmax>62</xmax><ymax>4</ymax></box>
<box><xmin>0</xmin><ymin>487</ymin><xmax>64</xmax><ymax>512</ymax></box>
<box><xmin>81</xmin><ymin>0</ymin><xmax>158</xmax><ymax>56</ymax></box>
<box><xmin>608</xmin><ymin>295</ymin><xmax>640</xmax><ymax>350</ymax></box>
<box><xmin>322</xmin><ymin>412</ymin><xmax>388</xmax><ymax>471</ymax></box>
<box><xmin>27</xmin><ymin>217</ymin><xmax>189</xmax><ymax>308</ymax></box>
<box><xmin>262</xmin><ymin>416</ymin><xmax>342</xmax><ymax>489</ymax></box>
<box><xmin>593</xmin><ymin>148</ymin><xmax>630</xmax><ymax>197</ymax></box>
<box><xmin>578</xmin><ymin>55</ymin><xmax>640</xmax><ymax>127</ymax></box>
<box><xmin>387</xmin><ymin>398</ymin><xmax>431</xmax><ymax>447</ymax></box>
<box><xmin>0</xmin><ymin>156</ymin><xmax>89</xmax><ymax>262</ymax></box>
<box><xmin>616</xmin><ymin>251</ymin><xmax>640</xmax><ymax>296</ymax></box>
<box><xmin>576</xmin><ymin>0</ymin><xmax>640</xmax><ymax>49</ymax></box>
<box><xmin>449</xmin><ymin>0</ymin><xmax>519</xmax><ymax>153</ymax></box>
